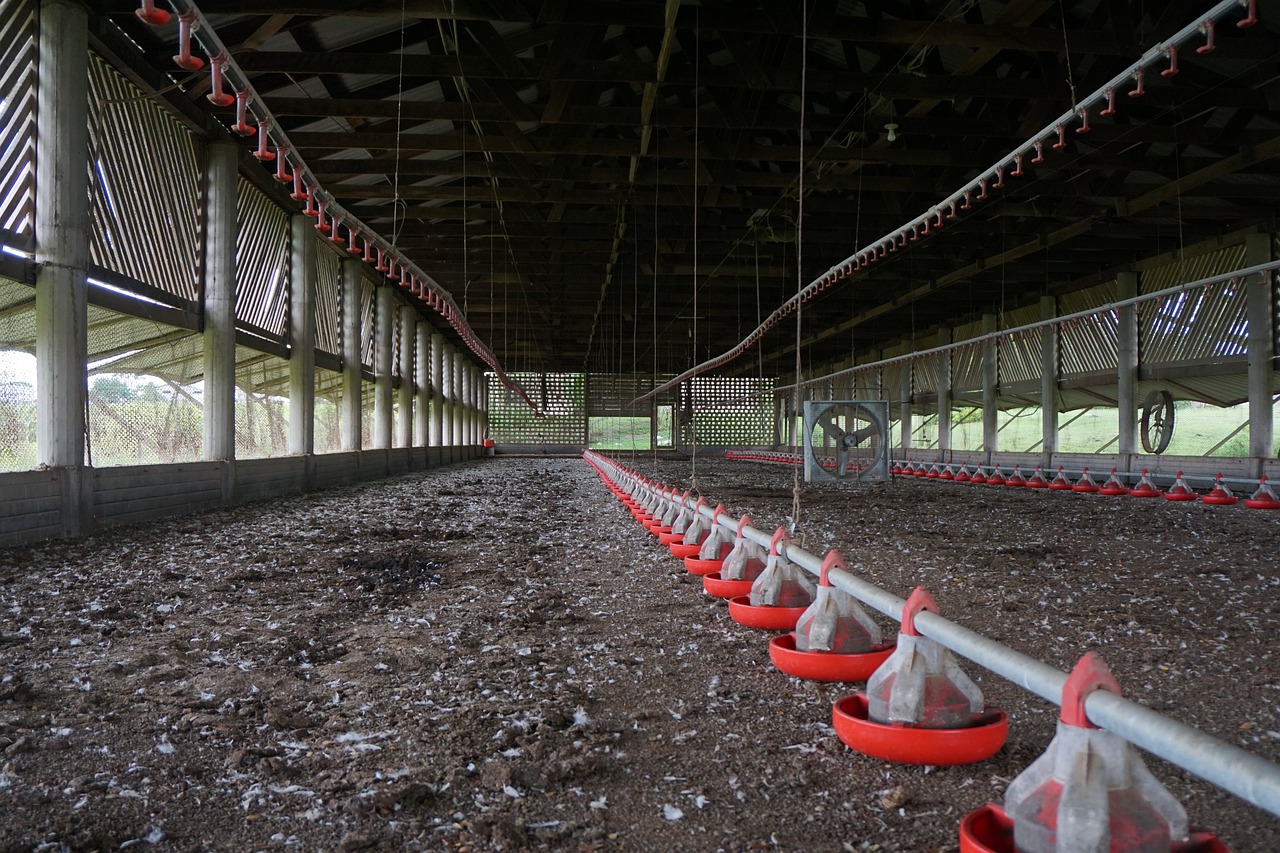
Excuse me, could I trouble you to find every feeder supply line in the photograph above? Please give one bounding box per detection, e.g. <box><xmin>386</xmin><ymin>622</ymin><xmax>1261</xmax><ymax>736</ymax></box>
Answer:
<box><xmin>627</xmin><ymin>0</ymin><xmax>1260</xmax><ymax>409</ymax></box>
<box><xmin>584</xmin><ymin>450</ymin><xmax>1280</xmax><ymax>819</ymax></box>
<box><xmin>768</xmin><ymin>259</ymin><xmax>1280</xmax><ymax>396</ymax></box>
<box><xmin>885</xmin><ymin>462</ymin><xmax>1268</xmax><ymax>491</ymax></box>
<box><xmin>151</xmin><ymin>0</ymin><xmax>542</xmax><ymax>416</ymax></box>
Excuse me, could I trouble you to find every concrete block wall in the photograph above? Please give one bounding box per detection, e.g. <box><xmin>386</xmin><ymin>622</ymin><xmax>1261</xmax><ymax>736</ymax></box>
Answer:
<box><xmin>0</xmin><ymin>447</ymin><xmax>483</xmax><ymax>548</ymax></box>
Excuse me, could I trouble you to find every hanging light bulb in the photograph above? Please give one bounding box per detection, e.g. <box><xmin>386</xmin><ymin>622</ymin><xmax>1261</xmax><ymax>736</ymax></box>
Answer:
<box><xmin>884</xmin><ymin>122</ymin><xmax>899</xmax><ymax>143</ymax></box>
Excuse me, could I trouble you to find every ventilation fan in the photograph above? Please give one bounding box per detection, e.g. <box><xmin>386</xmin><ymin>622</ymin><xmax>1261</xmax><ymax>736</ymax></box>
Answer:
<box><xmin>1140</xmin><ymin>389</ymin><xmax>1175</xmax><ymax>454</ymax></box>
<box><xmin>802</xmin><ymin>400</ymin><xmax>890</xmax><ymax>482</ymax></box>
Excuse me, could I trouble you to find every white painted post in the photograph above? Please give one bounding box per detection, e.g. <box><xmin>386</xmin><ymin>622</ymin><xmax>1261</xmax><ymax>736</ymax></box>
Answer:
<box><xmin>938</xmin><ymin>333</ymin><xmax>952</xmax><ymax>459</ymax></box>
<box><xmin>397</xmin><ymin>307</ymin><xmax>415</xmax><ymax>448</ymax></box>
<box><xmin>430</xmin><ymin>333</ymin><xmax>445</xmax><ymax>447</ymax></box>
<box><xmin>202</xmin><ymin>141</ymin><xmax>238</xmax><ymax>462</ymax></box>
<box><xmin>373</xmin><ymin>286</ymin><xmax>394</xmax><ymax>449</ymax></box>
<box><xmin>414</xmin><ymin>324</ymin><xmax>431</xmax><ymax>446</ymax></box>
<box><xmin>1116</xmin><ymin>271</ymin><xmax>1138</xmax><ymax>464</ymax></box>
<box><xmin>35</xmin><ymin>0</ymin><xmax>89</xmax><ymax>470</ymax></box>
<box><xmin>1040</xmin><ymin>294</ymin><xmax>1058</xmax><ymax>465</ymax></box>
<box><xmin>1246</xmin><ymin>233</ymin><xmax>1274</xmax><ymax>468</ymax></box>
<box><xmin>440</xmin><ymin>343</ymin><xmax>454</xmax><ymax>447</ymax></box>
<box><xmin>340</xmin><ymin>259</ymin><xmax>363</xmax><ymax>452</ymax></box>
<box><xmin>982</xmin><ymin>314</ymin><xmax>999</xmax><ymax>462</ymax></box>
<box><xmin>288</xmin><ymin>215</ymin><xmax>316</xmax><ymax>455</ymax></box>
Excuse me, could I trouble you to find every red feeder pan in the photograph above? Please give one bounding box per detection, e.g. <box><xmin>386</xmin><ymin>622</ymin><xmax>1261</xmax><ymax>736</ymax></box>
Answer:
<box><xmin>703</xmin><ymin>571</ymin><xmax>754</xmax><ymax>600</ymax></box>
<box><xmin>913</xmin><ymin>461</ymin><xmax>929</xmax><ymax>477</ymax></box>
<box><xmin>970</xmin><ymin>466</ymin><xmax>988</xmax><ymax>485</ymax></box>
<box><xmin>1025</xmin><ymin>466</ymin><xmax>1049</xmax><ymax>488</ymax></box>
<box><xmin>670</xmin><ymin>542</ymin><xmax>701</xmax><ymax>559</ymax></box>
<box><xmin>1098</xmin><ymin>468</ymin><xmax>1130</xmax><ymax>496</ymax></box>
<box><xmin>1073</xmin><ymin>467</ymin><xmax>1099</xmax><ymax>493</ymax></box>
<box><xmin>832</xmin><ymin>694</ymin><xmax>1008</xmax><ymax>766</ymax></box>
<box><xmin>958</xmin><ymin>805</ymin><xmax>1227</xmax><ymax>853</ymax></box>
<box><xmin>658</xmin><ymin>530</ymin><xmax>682</xmax><ymax>546</ymax></box>
<box><xmin>769</xmin><ymin>634</ymin><xmax>894</xmax><ymax>682</ymax></box>
<box><xmin>684</xmin><ymin>556</ymin><xmax>725</xmax><ymax>576</ymax></box>
<box><xmin>1048</xmin><ymin>466</ymin><xmax>1073</xmax><ymax>491</ymax></box>
<box><xmin>1201</xmin><ymin>473</ymin><xmax>1238</xmax><ymax>506</ymax></box>
<box><xmin>954</xmin><ymin>463</ymin><xmax>972</xmax><ymax>483</ymax></box>
<box><xmin>925</xmin><ymin>462</ymin><xmax>942</xmax><ymax>479</ymax></box>
<box><xmin>1164</xmin><ymin>471</ymin><xmax>1197</xmax><ymax>501</ymax></box>
<box><xmin>890</xmin><ymin>461</ymin><xmax>904</xmax><ymax>475</ymax></box>
<box><xmin>1246</xmin><ymin>476</ymin><xmax>1280</xmax><ymax>510</ymax></box>
<box><xmin>727</xmin><ymin>595</ymin><xmax>807</xmax><ymax>630</ymax></box>
<box><xmin>939</xmin><ymin>463</ymin><xmax>955</xmax><ymax>481</ymax></box>
<box><xmin>1129</xmin><ymin>468</ymin><xmax>1162</xmax><ymax>498</ymax></box>
<box><xmin>1004</xmin><ymin>465</ymin><xmax>1026</xmax><ymax>487</ymax></box>
<box><xmin>986</xmin><ymin>465</ymin><xmax>1006</xmax><ymax>486</ymax></box>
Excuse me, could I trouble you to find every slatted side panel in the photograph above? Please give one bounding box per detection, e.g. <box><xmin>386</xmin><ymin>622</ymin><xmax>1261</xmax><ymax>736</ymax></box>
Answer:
<box><xmin>1060</xmin><ymin>281</ymin><xmax>1119</xmax><ymax>378</ymax></box>
<box><xmin>912</xmin><ymin>353</ymin><xmax>943</xmax><ymax>394</ymax></box>
<box><xmin>1141</xmin><ymin>282</ymin><xmax>1248</xmax><ymax>362</ymax></box>
<box><xmin>952</xmin><ymin>342</ymin><xmax>984</xmax><ymax>392</ymax></box>
<box><xmin>999</xmin><ymin>328</ymin><xmax>1043</xmax><ymax>385</ymax></box>
<box><xmin>235</xmin><ymin>179</ymin><xmax>288</xmax><ymax>339</ymax></box>
<box><xmin>690</xmin><ymin>376</ymin><xmax>772</xmax><ymax>445</ymax></box>
<box><xmin>86</xmin><ymin>54</ymin><xmax>200</xmax><ymax>303</ymax></box>
<box><xmin>315</xmin><ymin>241</ymin><xmax>341</xmax><ymax>355</ymax></box>
<box><xmin>488</xmin><ymin>372</ymin><xmax>585</xmax><ymax>443</ymax></box>
<box><xmin>0</xmin><ymin>0</ymin><xmax>36</xmax><ymax>246</ymax></box>
<box><xmin>360</xmin><ymin>279</ymin><xmax>375</xmax><ymax>367</ymax></box>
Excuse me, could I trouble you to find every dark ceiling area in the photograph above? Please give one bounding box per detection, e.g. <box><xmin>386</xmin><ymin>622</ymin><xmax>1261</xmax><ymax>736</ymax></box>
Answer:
<box><xmin>93</xmin><ymin>0</ymin><xmax>1280</xmax><ymax>379</ymax></box>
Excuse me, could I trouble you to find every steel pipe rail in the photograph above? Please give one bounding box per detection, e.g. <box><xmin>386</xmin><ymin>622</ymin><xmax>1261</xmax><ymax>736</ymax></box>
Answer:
<box><xmin>584</xmin><ymin>449</ymin><xmax>1280</xmax><ymax>819</ymax></box>
<box><xmin>630</xmin><ymin>0</ymin><xmax>1263</xmax><ymax>407</ymax></box>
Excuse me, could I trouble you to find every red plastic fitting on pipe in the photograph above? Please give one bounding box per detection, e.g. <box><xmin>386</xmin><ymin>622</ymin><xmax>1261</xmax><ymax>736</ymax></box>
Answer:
<box><xmin>1031</xmin><ymin>139</ymin><xmax>1045</xmax><ymax>164</ymax></box>
<box><xmin>960</xmin><ymin>190</ymin><xmax>973</xmax><ymax>210</ymax></box>
<box><xmin>315</xmin><ymin>198</ymin><xmax>330</xmax><ymax>233</ymax></box>
<box><xmin>231</xmin><ymin>89</ymin><xmax>255</xmax><ymax>136</ymax></box>
<box><xmin>1011</xmin><ymin>153</ymin><xmax>1024</xmax><ymax>177</ymax></box>
<box><xmin>1075</xmin><ymin>106</ymin><xmax>1091</xmax><ymax>134</ymax></box>
<box><xmin>1238</xmin><ymin>0</ymin><xmax>1257</xmax><ymax>28</ymax></box>
<box><xmin>1161</xmin><ymin>45</ymin><xmax>1179</xmax><ymax>77</ymax></box>
<box><xmin>993</xmin><ymin>165</ymin><xmax>1005</xmax><ymax>189</ymax></box>
<box><xmin>361</xmin><ymin>237</ymin><xmax>375</xmax><ymax>264</ymax></box>
<box><xmin>1128</xmin><ymin>66</ymin><xmax>1146</xmax><ymax>98</ymax></box>
<box><xmin>1100</xmin><ymin>88</ymin><xmax>1117</xmax><ymax>117</ymax></box>
<box><xmin>206</xmin><ymin>55</ymin><xmax>235</xmax><ymax>107</ymax></box>
<box><xmin>328</xmin><ymin>214</ymin><xmax>345</xmax><ymax>245</ymax></box>
<box><xmin>1197</xmin><ymin>19</ymin><xmax>1216</xmax><ymax>53</ymax></box>
<box><xmin>253</xmin><ymin>121</ymin><xmax>276</xmax><ymax>161</ymax></box>
<box><xmin>946</xmin><ymin>199</ymin><xmax>958</xmax><ymax>219</ymax></box>
<box><xmin>290</xmin><ymin>170</ymin><xmax>308</xmax><ymax>202</ymax></box>
<box><xmin>346</xmin><ymin>225</ymin><xmax>359</xmax><ymax>254</ymax></box>
<box><xmin>172</xmin><ymin>12</ymin><xmax>204</xmax><ymax>71</ymax></box>
<box><xmin>136</xmin><ymin>0</ymin><xmax>171</xmax><ymax>25</ymax></box>
<box><xmin>976</xmin><ymin>177</ymin><xmax>989</xmax><ymax>201</ymax></box>
<box><xmin>1052</xmin><ymin>123</ymin><xmax>1068</xmax><ymax>150</ymax></box>
<box><xmin>272</xmin><ymin>145</ymin><xmax>290</xmax><ymax>183</ymax></box>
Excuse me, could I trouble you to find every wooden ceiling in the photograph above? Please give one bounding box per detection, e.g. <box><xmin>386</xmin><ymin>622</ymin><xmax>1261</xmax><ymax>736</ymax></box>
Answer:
<box><xmin>95</xmin><ymin>0</ymin><xmax>1280</xmax><ymax>378</ymax></box>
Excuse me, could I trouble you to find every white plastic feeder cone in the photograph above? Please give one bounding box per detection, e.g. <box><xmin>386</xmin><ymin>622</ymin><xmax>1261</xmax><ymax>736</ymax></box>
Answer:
<box><xmin>659</xmin><ymin>489</ymin><xmax>682</xmax><ymax>527</ymax></box>
<box><xmin>1004</xmin><ymin>652</ymin><xmax>1190</xmax><ymax>853</ymax></box>
<box><xmin>680</xmin><ymin>497</ymin><xmax>711</xmax><ymax>546</ymax></box>
<box><xmin>867</xmin><ymin>587</ymin><xmax>984</xmax><ymax>729</ymax></box>
<box><xmin>795</xmin><ymin>551</ymin><xmax>882</xmax><ymax>654</ymax></box>
<box><xmin>749</xmin><ymin>528</ymin><xmax>816</xmax><ymax>608</ymax></box>
<box><xmin>696</xmin><ymin>504</ymin><xmax>733</xmax><ymax>559</ymax></box>
<box><xmin>669</xmin><ymin>490</ymin><xmax>694</xmax><ymax>533</ymax></box>
<box><xmin>721</xmin><ymin>514</ymin><xmax>767</xmax><ymax>581</ymax></box>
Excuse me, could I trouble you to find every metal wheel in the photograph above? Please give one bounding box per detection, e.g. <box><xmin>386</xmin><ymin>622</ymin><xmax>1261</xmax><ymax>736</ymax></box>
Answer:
<box><xmin>1140</xmin><ymin>390</ymin><xmax>1175</xmax><ymax>454</ymax></box>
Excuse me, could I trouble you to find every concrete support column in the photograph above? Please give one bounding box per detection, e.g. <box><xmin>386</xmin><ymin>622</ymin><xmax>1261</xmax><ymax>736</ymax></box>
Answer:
<box><xmin>459</xmin><ymin>364</ymin><xmax>472</xmax><ymax>447</ymax></box>
<box><xmin>340</xmin><ymin>260</ymin><xmax>363</xmax><ymax>451</ymax></box>
<box><xmin>1246</xmin><ymin>233</ymin><xmax>1274</xmax><ymax>466</ymax></box>
<box><xmin>440</xmin><ymin>343</ymin><xmax>454</xmax><ymax>447</ymax></box>
<box><xmin>430</xmin><ymin>333</ymin><xmax>445</xmax><ymax>446</ymax></box>
<box><xmin>982</xmin><ymin>314</ymin><xmax>999</xmax><ymax>462</ymax></box>
<box><xmin>582</xmin><ymin>372</ymin><xmax>591</xmax><ymax>447</ymax></box>
<box><xmin>899</xmin><ymin>361</ymin><xmax>913</xmax><ymax>454</ymax></box>
<box><xmin>35</xmin><ymin>0</ymin><xmax>89</xmax><ymax>469</ymax></box>
<box><xmin>469</xmin><ymin>366</ymin><xmax>481</xmax><ymax>445</ymax></box>
<box><xmin>1040</xmin><ymin>295</ymin><xmax>1059</xmax><ymax>465</ymax></box>
<box><xmin>396</xmin><ymin>310</ymin><xmax>415</xmax><ymax>448</ymax></box>
<box><xmin>288</xmin><ymin>215</ymin><xmax>316</xmax><ymax>455</ymax></box>
<box><xmin>372</xmin><ymin>287</ymin><xmax>394</xmax><ymax>450</ymax></box>
<box><xmin>453</xmin><ymin>354</ymin><xmax>465</xmax><ymax>445</ymax></box>
<box><xmin>938</xmin><ymin>335</ymin><xmax>953</xmax><ymax>459</ymax></box>
<box><xmin>414</xmin><ymin>325</ymin><xmax>431</xmax><ymax>446</ymax></box>
<box><xmin>1116</xmin><ymin>272</ymin><xmax>1138</xmax><ymax>462</ymax></box>
<box><xmin>772</xmin><ymin>395</ymin><xmax>782</xmax><ymax>449</ymax></box>
<box><xmin>202</xmin><ymin>141</ymin><xmax>238</xmax><ymax>462</ymax></box>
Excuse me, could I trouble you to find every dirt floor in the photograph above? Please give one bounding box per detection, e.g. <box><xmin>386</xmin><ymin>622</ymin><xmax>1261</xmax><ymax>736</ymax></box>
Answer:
<box><xmin>1</xmin><ymin>454</ymin><xmax>1278</xmax><ymax>852</ymax></box>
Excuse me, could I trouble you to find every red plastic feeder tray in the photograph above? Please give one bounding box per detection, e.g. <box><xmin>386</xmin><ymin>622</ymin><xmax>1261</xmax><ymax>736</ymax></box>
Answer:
<box><xmin>1129</xmin><ymin>468</ymin><xmax>1162</xmax><ymax>498</ymax></box>
<box><xmin>1246</xmin><ymin>476</ymin><xmax>1280</xmax><ymax>510</ymax></box>
<box><xmin>1201</xmin><ymin>473</ymin><xmax>1238</xmax><ymax>506</ymax></box>
<box><xmin>703</xmin><ymin>571</ymin><xmax>754</xmax><ymax>600</ymax></box>
<box><xmin>769</xmin><ymin>634</ymin><xmax>894</xmax><ymax>682</ymax></box>
<box><xmin>970</xmin><ymin>467</ymin><xmax>988</xmax><ymax>484</ymax></box>
<box><xmin>658</xmin><ymin>530</ymin><xmax>683</xmax><ymax>546</ymax></box>
<box><xmin>986</xmin><ymin>465</ymin><xmax>1006</xmax><ymax>486</ymax></box>
<box><xmin>669</xmin><ymin>542</ymin><xmax>702</xmax><ymax>559</ymax></box>
<box><xmin>958</xmin><ymin>805</ymin><xmax>1228</xmax><ymax>853</ymax></box>
<box><xmin>954</xmin><ymin>463</ymin><xmax>972</xmax><ymax>483</ymax></box>
<box><xmin>1048</xmin><ymin>466</ymin><xmax>1073</xmax><ymax>491</ymax></box>
<box><xmin>832</xmin><ymin>694</ymin><xmax>1008</xmax><ymax>766</ymax></box>
<box><xmin>1025</xmin><ymin>466</ymin><xmax>1049</xmax><ymax>488</ymax></box>
<box><xmin>1098</xmin><ymin>468</ymin><xmax>1130</xmax><ymax>496</ymax></box>
<box><xmin>1004</xmin><ymin>465</ymin><xmax>1026</xmax><ymax>486</ymax></box>
<box><xmin>1072</xmin><ymin>467</ymin><xmax>1099</xmax><ymax>493</ymax></box>
<box><xmin>684</xmin><ymin>556</ymin><xmax>725</xmax><ymax>575</ymax></box>
<box><xmin>913</xmin><ymin>462</ymin><xmax>929</xmax><ymax>477</ymax></box>
<box><xmin>727</xmin><ymin>595</ymin><xmax>807</xmax><ymax>630</ymax></box>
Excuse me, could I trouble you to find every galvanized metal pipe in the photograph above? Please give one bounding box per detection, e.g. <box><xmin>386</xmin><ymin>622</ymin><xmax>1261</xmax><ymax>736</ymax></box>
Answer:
<box><xmin>586</xmin><ymin>451</ymin><xmax>1280</xmax><ymax>818</ymax></box>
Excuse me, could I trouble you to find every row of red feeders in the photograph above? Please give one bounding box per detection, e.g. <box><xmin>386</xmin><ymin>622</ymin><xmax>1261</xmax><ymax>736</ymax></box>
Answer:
<box><xmin>768</xmin><ymin>551</ymin><xmax>894</xmax><ymax>682</ymax></box>
<box><xmin>832</xmin><ymin>587</ymin><xmax>1008</xmax><ymax>766</ymax></box>
<box><xmin>728</xmin><ymin>528</ymin><xmax>815</xmax><ymax>630</ymax></box>
<box><xmin>586</xmin><ymin>455</ymin><xmax>1226</xmax><ymax>844</ymax></box>
<box><xmin>960</xmin><ymin>653</ymin><xmax>1226</xmax><ymax>853</ymax></box>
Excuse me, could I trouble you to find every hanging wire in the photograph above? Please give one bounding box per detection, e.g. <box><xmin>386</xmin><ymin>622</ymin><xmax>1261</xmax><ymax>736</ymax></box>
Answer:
<box><xmin>790</xmin><ymin>1</ymin><xmax>809</xmax><ymax>541</ymax></box>
<box><xmin>689</xmin><ymin>10</ymin><xmax>701</xmax><ymax>494</ymax></box>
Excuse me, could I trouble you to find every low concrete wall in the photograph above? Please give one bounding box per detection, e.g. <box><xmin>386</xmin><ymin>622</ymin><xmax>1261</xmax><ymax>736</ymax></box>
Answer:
<box><xmin>0</xmin><ymin>446</ymin><xmax>484</xmax><ymax>548</ymax></box>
